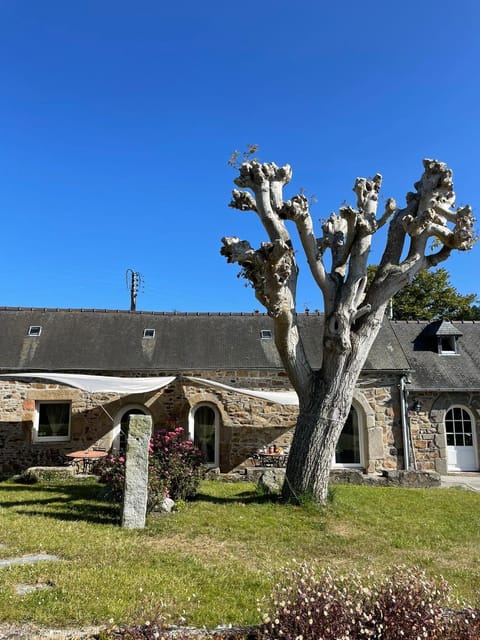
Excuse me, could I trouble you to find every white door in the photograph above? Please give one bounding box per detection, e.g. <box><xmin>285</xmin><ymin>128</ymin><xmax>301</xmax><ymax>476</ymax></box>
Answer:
<box><xmin>445</xmin><ymin>407</ymin><xmax>477</xmax><ymax>471</ymax></box>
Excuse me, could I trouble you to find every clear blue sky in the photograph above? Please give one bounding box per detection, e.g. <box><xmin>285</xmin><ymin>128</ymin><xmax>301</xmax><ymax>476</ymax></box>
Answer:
<box><xmin>1</xmin><ymin>0</ymin><xmax>478</xmax><ymax>312</ymax></box>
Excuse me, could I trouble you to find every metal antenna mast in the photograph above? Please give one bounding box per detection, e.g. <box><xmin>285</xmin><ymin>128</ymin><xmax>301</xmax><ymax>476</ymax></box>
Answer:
<box><xmin>126</xmin><ymin>269</ymin><xmax>143</xmax><ymax>311</ymax></box>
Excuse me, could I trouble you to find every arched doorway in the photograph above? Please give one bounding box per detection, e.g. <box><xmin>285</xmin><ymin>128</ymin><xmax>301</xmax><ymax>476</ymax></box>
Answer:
<box><xmin>445</xmin><ymin>406</ymin><xmax>478</xmax><ymax>471</ymax></box>
<box><xmin>333</xmin><ymin>406</ymin><xmax>364</xmax><ymax>468</ymax></box>
<box><xmin>189</xmin><ymin>404</ymin><xmax>219</xmax><ymax>467</ymax></box>
<box><xmin>112</xmin><ymin>404</ymin><xmax>150</xmax><ymax>454</ymax></box>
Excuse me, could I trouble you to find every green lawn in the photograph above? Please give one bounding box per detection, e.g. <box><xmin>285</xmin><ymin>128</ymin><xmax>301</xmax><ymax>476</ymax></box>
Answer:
<box><xmin>0</xmin><ymin>478</ymin><xmax>479</xmax><ymax>629</ymax></box>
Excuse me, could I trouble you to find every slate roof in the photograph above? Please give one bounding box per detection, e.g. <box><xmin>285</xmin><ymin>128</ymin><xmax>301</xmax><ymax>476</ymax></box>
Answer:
<box><xmin>0</xmin><ymin>307</ymin><xmax>409</xmax><ymax>374</ymax></box>
<box><xmin>390</xmin><ymin>320</ymin><xmax>480</xmax><ymax>391</ymax></box>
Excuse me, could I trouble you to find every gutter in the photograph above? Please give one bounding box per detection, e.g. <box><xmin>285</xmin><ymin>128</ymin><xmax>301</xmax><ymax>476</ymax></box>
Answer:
<box><xmin>399</xmin><ymin>375</ymin><xmax>412</xmax><ymax>471</ymax></box>
<box><xmin>407</xmin><ymin>387</ymin><xmax>480</xmax><ymax>393</ymax></box>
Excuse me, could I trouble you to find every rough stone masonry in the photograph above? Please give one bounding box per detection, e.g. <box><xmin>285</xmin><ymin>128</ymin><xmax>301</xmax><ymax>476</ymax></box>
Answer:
<box><xmin>121</xmin><ymin>414</ymin><xmax>152</xmax><ymax>529</ymax></box>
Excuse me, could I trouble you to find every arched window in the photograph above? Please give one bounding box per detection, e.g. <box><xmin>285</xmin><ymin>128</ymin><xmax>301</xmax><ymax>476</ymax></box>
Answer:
<box><xmin>112</xmin><ymin>405</ymin><xmax>149</xmax><ymax>454</ymax></box>
<box><xmin>445</xmin><ymin>406</ymin><xmax>477</xmax><ymax>471</ymax></box>
<box><xmin>190</xmin><ymin>404</ymin><xmax>219</xmax><ymax>467</ymax></box>
<box><xmin>333</xmin><ymin>407</ymin><xmax>363</xmax><ymax>468</ymax></box>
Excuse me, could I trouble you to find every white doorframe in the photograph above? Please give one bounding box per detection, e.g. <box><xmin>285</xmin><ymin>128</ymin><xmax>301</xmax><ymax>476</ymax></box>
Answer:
<box><xmin>188</xmin><ymin>403</ymin><xmax>220</xmax><ymax>467</ymax></box>
<box><xmin>111</xmin><ymin>404</ymin><xmax>151</xmax><ymax>453</ymax></box>
<box><xmin>332</xmin><ymin>403</ymin><xmax>365</xmax><ymax>469</ymax></box>
<box><xmin>445</xmin><ymin>406</ymin><xmax>478</xmax><ymax>472</ymax></box>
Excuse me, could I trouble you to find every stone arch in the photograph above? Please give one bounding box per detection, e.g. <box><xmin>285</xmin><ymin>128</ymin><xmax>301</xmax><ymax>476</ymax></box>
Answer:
<box><xmin>352</xmin><ymin>389</ymin><xmax>380</xmax><ymax>473</ymax></box>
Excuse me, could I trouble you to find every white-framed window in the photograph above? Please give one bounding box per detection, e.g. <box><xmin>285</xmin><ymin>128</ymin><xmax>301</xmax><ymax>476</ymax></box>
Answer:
<box><xmin>445</xmin><ymin>406</ymin><xmax>474</xmax><ymax>447</ymax></box>
<box><xmin>111</xmin><ymin>404</ymin><xmax>150</xmax><ymax>454</ymax></box>
<box><xmin>33</xmin><ymin>401</ymin><xmax>71</xmax><ymax>442</ymax></box>
<box><xmin>445</xmin><ymin>406</ymin><xmax>478</xmax><ymax>471</ymax></box>
<box><xmin>438</xmin><ymin>335</ymin><xmax>458</xmax><ymax>355</ymax></box>
<box><xmin>28</xmin><ymin>325</ymin><xmax>42</xmax><ymax>336</ymax></box>
<box><xmin>189</xmin><ymin>403</ymin><xmax>219</xmax><ymax>467</ymax></box>
<box><xmin>332</xmin><ymin>407</ymin><xmax>364</xmax><ymax>468</ymax></box>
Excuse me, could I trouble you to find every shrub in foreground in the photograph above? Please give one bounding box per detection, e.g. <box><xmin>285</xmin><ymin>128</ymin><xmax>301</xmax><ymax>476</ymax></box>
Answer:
<box><xmin>258</xmin><ymin>562</ymin><xmax>480</xmax><ymax>639</ymax></box>
<box><xmin>98</xmin><ymin>565</ymin><xmax>480</xmax><ymax>639</ymax></box>
<box><xmin>96</xmin><ymin>426</ymin><xmax>204</xmax><ymax>512</ymax></box>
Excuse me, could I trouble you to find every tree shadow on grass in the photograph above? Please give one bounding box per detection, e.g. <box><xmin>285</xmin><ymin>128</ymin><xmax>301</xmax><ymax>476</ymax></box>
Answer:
<box><xmin>192</xmin><ymin>489</ymin><xmax>284</xmax><ymax>506</ymax></box>
<box><xmin>0</xmin><ymin>481</ymin><xmax>120</xmax><ymax>525</ymax></box>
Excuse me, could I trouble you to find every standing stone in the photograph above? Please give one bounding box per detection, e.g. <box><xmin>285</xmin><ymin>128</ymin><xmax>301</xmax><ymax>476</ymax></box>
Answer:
<box><xmin>121</xmin><ymin>414</ymin><xmax>152</xmax><ymax>529</ymax></box>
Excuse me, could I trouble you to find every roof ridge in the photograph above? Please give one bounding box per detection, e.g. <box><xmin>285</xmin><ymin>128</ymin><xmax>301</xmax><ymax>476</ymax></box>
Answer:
<box><xmin>0</xmin><ymin>306</ymin><xmax>273</xmax><ymax>317</ymax></box>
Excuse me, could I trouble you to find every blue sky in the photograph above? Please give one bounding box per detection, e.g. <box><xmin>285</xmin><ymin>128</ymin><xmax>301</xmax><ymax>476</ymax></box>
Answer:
<box><xmin>1</xmin><ymin>0</ymin><xmax>478</xmax><ymax>312</ymax></box>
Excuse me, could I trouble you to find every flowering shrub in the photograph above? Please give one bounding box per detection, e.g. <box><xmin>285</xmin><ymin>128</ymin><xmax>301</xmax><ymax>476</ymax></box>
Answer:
<box><xmin>149</xmin><ymin>427</ymin><xmax>204</xmax><ymax>501</ymax></box>
<box><xmin>96</xmin><ymin>455</ymin><xmax>126</xmax><ymax>503</ymax></box>
<box><xmin>258</xmin><ymin>562</ymin><xmax>480</xmax><ymax>639</ymax></box>
<box><xmin>97</xmin><ymin>426</ymin><xmax>204</xmax><ymax>512</ymax></box>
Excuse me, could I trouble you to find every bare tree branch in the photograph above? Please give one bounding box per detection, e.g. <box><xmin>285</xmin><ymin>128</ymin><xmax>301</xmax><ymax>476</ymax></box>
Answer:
<box><xmin>376</xmin><ymin>198</ymin><xmax>397</xmax><ymax>229</ymax></box>
<box><xmin>234</xmin><ymin>161</ymin><xmax>291</xmax><ymax>243</ymax></box>
<box><xmin>367</xmin><ymin>158</ymin><xmax>475</xmax><ymax>309</ymax></box>
<box><xmin>220</xmin><ymin>234</ymin><xmax>313</xmax><ymax>397</ymax></box>
<box><xmin>229</xmin><ymin>189</ymin><xmax>257</xmax><ymax>212</ymax></box>
<box><xmin>279</xmin><ymin>194</ymin><xmax>333</xmax><ymax>297</ymax></box>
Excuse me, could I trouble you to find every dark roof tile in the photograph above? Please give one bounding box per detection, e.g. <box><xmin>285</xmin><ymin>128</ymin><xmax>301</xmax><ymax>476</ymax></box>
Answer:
<box><xmin>0</xmin><ymin>307</ymin><xmax>409</xmax><ymax>374</ymax></box>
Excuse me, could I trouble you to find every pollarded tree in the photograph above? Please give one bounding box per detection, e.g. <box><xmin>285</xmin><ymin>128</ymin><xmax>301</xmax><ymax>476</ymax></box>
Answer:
<box><xmin>221</xmin><ymin>158</ymin><xmax>475</xmax><ymax>504</ymax></box>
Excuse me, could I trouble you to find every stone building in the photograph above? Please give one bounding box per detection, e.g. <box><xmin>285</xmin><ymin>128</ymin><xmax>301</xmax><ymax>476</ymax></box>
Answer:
<box><xmin>0</xmin><ymin>307</ymin><xmax>478</xmax><ymax>477</ymax></box>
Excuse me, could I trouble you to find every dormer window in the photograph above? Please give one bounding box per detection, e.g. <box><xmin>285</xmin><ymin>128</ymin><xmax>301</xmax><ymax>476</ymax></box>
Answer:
<box><xmin>28</xmin><ymin>326</ymin><xmax>42</xmax><ymax>336</ymax></box>
<box><xmin>143</xmin><ymin>328</ymin><xmax>155</xmax><ymax>339</ymax></box>
<box><xmin>438</xmin><ymin>335</ymin><xmax>457</xmax><ymax>355</ymax></box>
<box><xmin>260</xmin><ymin>329</ymin><xmax>272</xmax><ymax>339</ymax></box>
<box><xmin>435</xmin><ymin>319</ymin><xmax>462</xmax><ymax>356</ymax></box>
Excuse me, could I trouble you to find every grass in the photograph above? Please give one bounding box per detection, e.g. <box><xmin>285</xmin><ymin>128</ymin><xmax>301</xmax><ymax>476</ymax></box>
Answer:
<box><xmin>0</xmin><ymin>478</ymin><xmax>479</xmax><ymax>630</ymax></box>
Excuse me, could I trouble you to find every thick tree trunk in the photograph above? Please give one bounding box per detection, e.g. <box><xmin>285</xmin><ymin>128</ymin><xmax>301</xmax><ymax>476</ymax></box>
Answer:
<box><xmin>282</xmin><ymin>310</ymin><xmax>384</xmax><ymax>505</ymax></box>
<box><xmin>282</xmin><ymin>371</ymin><xmax>358</xmax><ymax>504</ymax></box>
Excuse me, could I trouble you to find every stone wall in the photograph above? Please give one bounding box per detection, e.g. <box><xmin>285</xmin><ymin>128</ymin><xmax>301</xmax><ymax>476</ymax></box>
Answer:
<box><xmin>358</xmin><ymin>376</ymin><xmax>403</xmax><ymax>473</ymax></box>
<box><xmin>0</xmin><ymin>370</ymin><xmax>417</xmax><ymax>476</ymax></box>
<box><xmin>409</xmin><ymin>391</ymin><xmax>480</xmax><ymax>474</ymax></box>
<box><xmin>0</xmin><ymin>373</ymin><xmax>297</xmax><ymax>475</ymax></box>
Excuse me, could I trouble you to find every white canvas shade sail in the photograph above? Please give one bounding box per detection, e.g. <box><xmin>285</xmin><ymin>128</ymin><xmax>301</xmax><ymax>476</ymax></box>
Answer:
<box><xmin>0</xmin><ymin>373</ymin><xmax>299</xmax><ymax>405</ymax></box>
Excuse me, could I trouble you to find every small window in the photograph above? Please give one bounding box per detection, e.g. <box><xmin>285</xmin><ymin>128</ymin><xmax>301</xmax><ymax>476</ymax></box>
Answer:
<box><xmin>438</xmin><ymin>336</ymin><xmax>457</xmax><ymax>355</ymax></box>
<box><xmin>260</xmin><ymin>329</ymin><xmax>272</xmax><ymax>339</ymax></box>
<box><xmin>143</xmin><ymin>328</ymin><xmax>155</xmax><ymax>338</ymax></box>
<box><xmin>445</xmin><ymin>407</ymin><xmax>473</xmax><ymax>446</ymax></box>
<box><xmin>34</xmin><ymin>401</ymin><xmax>71</xmax><ymax>442</ymax></box>
<box><xmin>28</xmin><ymin>326</ymin><xmax>42</xmax><ymax>336</ymax></box>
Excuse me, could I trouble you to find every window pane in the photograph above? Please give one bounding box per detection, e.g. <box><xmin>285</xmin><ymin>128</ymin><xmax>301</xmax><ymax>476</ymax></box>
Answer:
<box><xmin>335</xmin><ymin>410</ymin><xmax>360</xmax><ymax>464</ymax></box>
<box><xmin>453</xmin><ymin>407</ymin><xmax>462</xmax><ymax>421</ymax></box>
<box><xmin>194</xmin><ymin>406</ymin><xmax>216</xmax><ymax>464</ymax></box>
<box><xmin>38</xmin><ymin>403</ymin><xmax>70</xmax><ymax>438</ymax></box>
<box><xmin>446</xmin><ymin>407</ymin><xmax>475</xmax><ymax>449</ymax></box>
<box><xmin>455</xmin><ymin>420</ymin><xmax>464</xmax><ymax>434</ymax></box>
